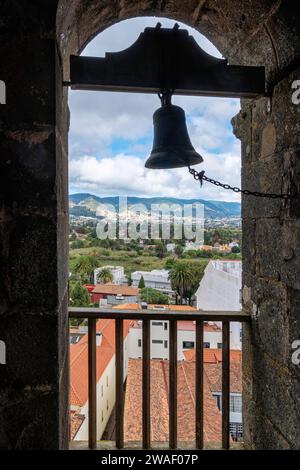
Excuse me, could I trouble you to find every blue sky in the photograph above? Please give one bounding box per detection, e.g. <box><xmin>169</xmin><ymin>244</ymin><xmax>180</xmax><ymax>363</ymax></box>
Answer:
<box><xmin>68</xmin><ymin>17</ymin><xmax>241</xmax><ymax>202</ymax></box>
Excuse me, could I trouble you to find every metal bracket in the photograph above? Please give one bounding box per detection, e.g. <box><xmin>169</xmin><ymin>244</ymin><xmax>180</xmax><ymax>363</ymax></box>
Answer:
<box><xmin>69</xmin><ymin>23</ymin><xmax>266</xmax><ymax>99</ymax></box>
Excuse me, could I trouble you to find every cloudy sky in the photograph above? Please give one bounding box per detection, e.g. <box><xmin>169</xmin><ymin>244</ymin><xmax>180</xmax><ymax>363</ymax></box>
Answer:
<box><xmin>68</xmin><ymin>17</ymin><xmax>241</xmax><ymax>202</ymax></box>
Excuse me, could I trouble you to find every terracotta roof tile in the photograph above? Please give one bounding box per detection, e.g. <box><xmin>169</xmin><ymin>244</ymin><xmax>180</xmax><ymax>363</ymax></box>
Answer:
<box><xmin>183</xmin><ymin>348</ymin><xmax>242</xmax><ymax>393</ymax></box>
<box><xmin>70</xmin><ymin>411</ymin><xmax>85</xmax><ymax>440</ymax></box>
<box><xmin>183</xmin><ymin>348</ymin><xmax>242</xmax><ymax>364</ymax></box>
<box><xmin>124</xmin><ymin>358</ymin><xmax>222</xmax><ymax>443</ymax></box>
<box><xmin>92</xmin><ymin>284</ymin><xmax>139</xmax><ymax>296</ymax></box>
<box><xmin>205</xmin><ymin>361</ymin><xmax>242</xmax><ymax>393</ymax></box>
<box><xmin>70</xmin><ymin>318</ymin><xmax>132</xmax><ymax>407</ymax></box>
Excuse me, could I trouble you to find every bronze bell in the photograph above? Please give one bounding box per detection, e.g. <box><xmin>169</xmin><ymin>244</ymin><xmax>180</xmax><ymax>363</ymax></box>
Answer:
<box><xmin>145</xmin><ymin>93</ymin><xmax>203</xmax><ymax>169</ymax></box>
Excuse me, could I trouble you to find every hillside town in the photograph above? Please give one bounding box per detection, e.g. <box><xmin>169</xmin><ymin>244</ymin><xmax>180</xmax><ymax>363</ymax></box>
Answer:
<box><xmin>69</xmin><ymin>223</ymin><xmax>243</xmax><ymax>445</ymax></box>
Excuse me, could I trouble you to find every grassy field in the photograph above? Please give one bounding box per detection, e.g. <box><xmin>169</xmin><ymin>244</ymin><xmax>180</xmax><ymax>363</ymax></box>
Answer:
<box><xmin>69</xmin><ymin>246</ymin><xmax>209</xmax><ymax>277</ymax></box>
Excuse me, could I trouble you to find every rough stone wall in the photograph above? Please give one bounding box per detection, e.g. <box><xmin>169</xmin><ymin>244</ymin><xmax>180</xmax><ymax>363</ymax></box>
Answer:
<box><xmin>0</xmin><ymin>1</ymin><xmax>69</xmax><ymax>449</ymax></box>
<box><xmin>56</xmin><ymin>0</ymin><xmax>300</xmax><ymax>449</ymax></box>
<box><xmin>233</xmin><ymin>66</ymin><xmax>300</xmax><ymax>449</ymax></box>
<box><xmin>0</xmin><ymin>0</ymin><xmax>299</xmax><ymax>449</ymax></box>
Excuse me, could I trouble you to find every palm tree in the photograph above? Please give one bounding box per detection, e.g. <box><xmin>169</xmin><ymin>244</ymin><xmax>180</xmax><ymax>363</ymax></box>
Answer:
<box><xmin>74</xmin><ymin>255</ymin><xmax>98</xmax><ymax>283</ymax></box>
<box><xmin>168</xmin><ymin>262</ymin><xmax>194</xmax><ymax>305</ymax></box>
<box><xmin>97</xmin><ymin>267</ymin><xmax>113</xmax><ymax>284</ymax></box>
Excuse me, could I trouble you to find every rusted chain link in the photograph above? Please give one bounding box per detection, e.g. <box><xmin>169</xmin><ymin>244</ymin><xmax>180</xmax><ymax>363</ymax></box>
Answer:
<box><xmin>188</xmin><ymin>167</ymin><xmax>299</xmax><ymax>200</ymax></box>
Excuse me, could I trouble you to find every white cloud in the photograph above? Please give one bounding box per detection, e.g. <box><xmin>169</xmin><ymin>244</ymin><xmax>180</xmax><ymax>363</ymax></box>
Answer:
<box><xmin>69</xmin><ymin>152</ymin><xmax>241</xmax><ymax>202</ymax></box>
<box><xmin>68</xmin><ymin>17</ymin><xmax>241</xmax><ymax>202</ymax></box>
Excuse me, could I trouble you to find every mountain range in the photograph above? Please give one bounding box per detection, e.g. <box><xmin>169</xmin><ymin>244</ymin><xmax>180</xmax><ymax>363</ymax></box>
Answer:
<box><xmin>69</xmin><ymin>193</ymin><xmax>241</xmax><ymax>219</ymax></box>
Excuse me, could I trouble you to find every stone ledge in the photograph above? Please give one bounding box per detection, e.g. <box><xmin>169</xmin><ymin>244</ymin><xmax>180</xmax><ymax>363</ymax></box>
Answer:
<box><xmin>69</xmin><ymin>441</ymin><xmax>244</xmax><ymax>451</ymax></box>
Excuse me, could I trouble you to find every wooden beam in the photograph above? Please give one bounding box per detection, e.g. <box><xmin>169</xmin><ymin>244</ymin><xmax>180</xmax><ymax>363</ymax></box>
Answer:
<box><xmin>88</xmin><ymin>318</ymin><xmax>97</xmax><ymax>450</ymax></box>
<box><xmin>115</xmin><ymin>319</ymin><xmax>124</xmax><ymax>449</ymax></box>
<box><xmin>142</xmin><ymin>319</ymin><xmax>151</xmax><ymax>449</ymax></box>
<box><xmin>169</xmin><ymin>321</ymin><xmax>177</xmax><ymax>449</ymax></box>
<box><xmin>69</xmin><ymin>25</ymin><xmax>265</xmax><ymax>98</ymax></box>
<box><xmin>69</xmin><ymin>307</ymin><xmax>250</xmax><ymax>323</ymax></box>
<box><xmin>195</xmin><ymin>320</ymin><xmax>204</xmax><ymax>449</ymax></box>
<box><xmin>222</xmin><ymin>321</ymin><xmax>230</xmax><ymax>450</ymax></box>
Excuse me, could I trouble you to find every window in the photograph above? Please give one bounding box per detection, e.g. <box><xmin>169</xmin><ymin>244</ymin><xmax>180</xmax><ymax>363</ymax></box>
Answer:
<box><xmin>152</xmin><ymin>340</ymin><xmax>163</xmax><ymax>344</ymax></box>
<box><xmin>101</xmin><ymin>385</ymin><xmax>103</xmax><ymax>397</ymax></box>
<box><xmin>182</xmin><ymin>341</ymin><xmax>195</xmax><ymax>349</ymax></box>
<box><xmin>204</xmin><ymin>342</ymin><xmax>210</xmax><ymax>348</ymax></box>
<box><xmin>101</xmin><ymin>410</ymin><xmax>104</xmax><ymax>422</ymax></box>
<box><xmin>164</xmin><ymin>340</ymin><xmax>168</xmax><ymax>348</ymax></box>
<box><xmin>106</xmin><ymin>400</ymin><xmax>109</xmax><ymax>410</ymax></box>
<box><xmin>138</xmin><ymin>339</ymin><xmax>142</xmax><ymax>347</ymax></box>
<box><xmin>230</xmin><ymin>394</ymin><xmax>242</xmax><ymax>413</ymax></box>
<box><xmin>230</xmin><ymin>423</ymin><xmax>243</xmax><ymax>441</ymax></box>
<box><xmin>217</xmin><ymin>342</ymin><xmax>222</xmax><ymax>349</ymax></box>
<box><xmin>164</xmin><ymin>322</ymin><xmax>168</xmax><ymax>330</ymax></box>
<box><xmin>212</xmin><ymin>393</ymin><xmax>221</xmax><ymax>411</ymax></box>
<box><xmin>106</xmin><ymin>376</ymin><xmax>108</xmax><ymax>387</ymax></box>
<box><xmin>152</xmin><ymin>321</ymin><xmax>163</xmax><ymax>326</ymax></box>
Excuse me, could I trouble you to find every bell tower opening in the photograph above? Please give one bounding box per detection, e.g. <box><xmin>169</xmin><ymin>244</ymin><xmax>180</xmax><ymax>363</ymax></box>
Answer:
<box><xmin>67</xmin><ymin>16</ymin><xmax>242</xmax><ymax>447</ymax></box>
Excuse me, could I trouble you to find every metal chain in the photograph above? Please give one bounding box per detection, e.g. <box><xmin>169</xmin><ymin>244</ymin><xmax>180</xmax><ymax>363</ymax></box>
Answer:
<box><xmin>188</xmin><ymin>167</ymin><xmax>299</xmax><ymax>200</ymax></box>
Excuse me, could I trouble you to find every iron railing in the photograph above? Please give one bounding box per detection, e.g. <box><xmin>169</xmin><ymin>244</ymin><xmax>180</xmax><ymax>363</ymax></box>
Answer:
<box><xmin>69</xmin><ymin>307</ymin><xmax>250</xmax><ymax>450</ymax></box>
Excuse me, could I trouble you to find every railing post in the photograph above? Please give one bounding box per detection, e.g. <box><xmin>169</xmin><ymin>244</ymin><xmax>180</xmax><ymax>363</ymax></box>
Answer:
<box><xmin>222</xmin><ymin>321</ymin><xmax>230</xmax><ymax>450</ymax></box>
<box><xmin>196</xmin><ymin>320</ymin><xmax>204</xmax><ymax>449</ymax></box>
<box><xmin>115</xmin><ymin>319</ymin><xmax>124</xmax><ymax>449</ymax></box>
<box><xmin>88</xmin><ymin>318</ymin><xmax>97</xmax><ymax>449</ymax></box>
<box><xmin>142</xmin><ymin>319</ymin><xmax>151</xmax><ymax>449</ymax></box>
<box><xmin>169</xmin><ymin>320</ymin><xmax>177</xmax><ymax>449</ymax></box>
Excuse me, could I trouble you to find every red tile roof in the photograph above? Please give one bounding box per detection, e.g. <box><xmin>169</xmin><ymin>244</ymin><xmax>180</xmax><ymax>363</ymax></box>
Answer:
<box><xmin>183</xmin><ymin>348</ymin><xmax>242</xmax><ymax>363</ymax></box>
<box><xmin>70</xmin><ymin>411</ymin><xmax>85</xmax><ymax>440</ymax></box>
<box><xmin>177</xmin><ymin>321</ymin><xmax>222</xmax><ymax>332</ymax></box>
<box><xmin>70</xmin><ymin>318</ymin><xmax>132</xmax><ymax>407</ymax></box>
<box><xmin>84</xmin><ymin>284</ymin><xmax>96</xmax><ymax>293</ymax></box>
<box><xmin>205</xmin><ymin>361</ymin><xmax>242</xmax><ymax>393</ymax></box>
<box><xmin>183</xmin><ymin>348</ymin><xmax>242</xmax><ymax>394</ymax></box>
<box><xmin>92</xmin><ymin>284</ymin><xmax>139</xmax><ymax>296</ymax></box>
<box><xmin>124</xmin><ymin>358</ymin><xmax>222</xmax><ymax>443</ymax></box>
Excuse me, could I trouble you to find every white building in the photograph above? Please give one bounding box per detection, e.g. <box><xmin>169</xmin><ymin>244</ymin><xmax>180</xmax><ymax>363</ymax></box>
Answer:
<box><xmin>229</xmin><ymin>241</ymin><xmax>240</xmax><ymax>249</ymax></box>
<box><xmin>128</xmin><ymin>317</ymin><xmax>223</xmax><ymax>361</ymax></box>
<box><xmin>70</xmin><ymin>319</ymin><xmax>131</xmax><ymax>441</ymax></box>
<box><xmin>166</xmin><ymin>243</ymin><xmax>176</xmax><ymax>253</ymax></box>
<box><xmin>184</xmin><ymin>241</ymin><xmax>199</xmax><ymax>251</ymax></box>
<box><xmin>94</xmin><ymin>265</ymin><xmax>127</xmax><ymax>285</ymax></box>
<box><xmin>131</xmin><ymin>269</ymin><xmax>173</xmax><ymax>295</ymax></box>
<box><xmin>195</xmin><ymin>260</ymin><xmax>242</xmax><ymax>349</ymax></box>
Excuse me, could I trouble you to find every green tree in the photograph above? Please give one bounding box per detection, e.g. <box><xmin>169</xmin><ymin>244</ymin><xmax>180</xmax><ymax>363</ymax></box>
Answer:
<box><xmin>71</xmin><ymin>239</ymin><xmax>85</xmax><ymax>249</ymax></box>
<box><xmin>138</xmin><ymin>275</ymin><xmax>145</xmax><ymax>288</ymax></box>
<box><xmin>69</xmin><ymin>281</ymin><xmax>91</xmax><ymax>307</ymax></box>
<box><xmin>141</xmin><ymin>288</ymin><xmax>169</xmax><ymax>305</ymax></box>
<box><xmin>174</xmin><ymin>244</ymin><xmax>183</xmax><ymax>257</ymax></box>
<box><xmin>155</xmin><ymin>241</ymin><xmax>167</xmax><ymax>259</ymax></box>
<box><xmin>184</xmin><ymin>262</ymin><xmax>208</xmax><ymax>304</ymax></box>
<box><xmin>168</xmin><ymin>261</ymin><xmax>194</xmax><ymax>305</ymax></box>
<box><xmin>165</xmin><ymin>257</ymin><xmax>176</xmax><ymax>269</ymax></box>
<box><xmin>73</xmin><ymin>255</ymin><xmax>98</xmax><ymax>283</ymax></box>
<box><xmin>97</xmin><ymin>267</ymin><xmax>114</xmax><ymax>284</ymax></box>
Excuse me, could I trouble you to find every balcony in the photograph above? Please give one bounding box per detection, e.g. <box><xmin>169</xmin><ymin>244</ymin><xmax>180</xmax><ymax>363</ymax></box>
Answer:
<box><xmin>69</xmin><ymin>307</ymin><xmax>250</xmax><ymax>450</ymax></box>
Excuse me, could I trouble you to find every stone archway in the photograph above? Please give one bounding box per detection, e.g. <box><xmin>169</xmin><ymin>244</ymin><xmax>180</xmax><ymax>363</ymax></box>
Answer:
<box><xmin>0</xmin><ymin>0</ymin><xmax>299</xmax><ymax>450</ymax></box>
<box><xmin>55</xmin><ymin>0</ymin><xmax>300</xmax><ymax>450</ymax></box>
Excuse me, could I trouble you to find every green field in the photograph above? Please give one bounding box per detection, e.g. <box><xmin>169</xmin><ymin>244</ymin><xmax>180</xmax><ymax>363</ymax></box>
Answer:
<box><xmin>69</xmin><ymin>246</ymin><xmax>209</xmax><ymax>277</ymax></box>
